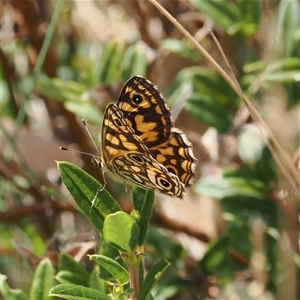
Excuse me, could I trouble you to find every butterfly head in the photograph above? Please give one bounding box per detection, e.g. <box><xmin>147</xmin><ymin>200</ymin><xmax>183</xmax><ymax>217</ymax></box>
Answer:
<box><xmin>92</xmin><ymin>156</ymin><xmax>104</xmax><ymax>169</ymax></box>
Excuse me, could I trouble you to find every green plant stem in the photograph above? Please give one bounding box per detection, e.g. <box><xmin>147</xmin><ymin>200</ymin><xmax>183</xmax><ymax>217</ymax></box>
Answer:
<box><xmin>33</xmin><ymin>0</ymin><xmax>65</xmax><ymax>77</ymax></box>
<box><xmin>128</xmin><ymin>264</ymin><xmax>140</xmax><ymax>299</ymax></box>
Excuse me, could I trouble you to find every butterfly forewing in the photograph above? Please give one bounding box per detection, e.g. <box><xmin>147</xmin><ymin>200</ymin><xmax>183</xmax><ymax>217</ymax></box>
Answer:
<box><xmin>101</xmin><ymin>103</ymin><xmax>150</xmax><ymax>169</ymax></box>
<box><xmin>117</xmin><ymin>76</ymin><xmax>173</xmax><ymax>148</ymax></box>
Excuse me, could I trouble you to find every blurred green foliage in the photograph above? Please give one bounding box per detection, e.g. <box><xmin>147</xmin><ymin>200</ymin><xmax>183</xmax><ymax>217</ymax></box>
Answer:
<box><xmin>1</xmin><ymin>0</ymin><xmax>299</xmax><ymax>299</ymax></box>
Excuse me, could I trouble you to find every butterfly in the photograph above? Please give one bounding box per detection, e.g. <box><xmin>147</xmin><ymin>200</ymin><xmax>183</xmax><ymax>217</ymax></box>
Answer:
<box><xmin>92</xmin><ymin>75</ymin><xmax>197</xmax><ymax>199</ymax></box>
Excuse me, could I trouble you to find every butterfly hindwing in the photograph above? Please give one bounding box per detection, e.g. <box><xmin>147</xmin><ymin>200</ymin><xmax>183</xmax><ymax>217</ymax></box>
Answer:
<box><xmin>149</xmin><ymin>128</ymin><xmax>197</xmax><ymax>187</ymax></box>
<box><xmin>113</xmin><ymin>153</ymin><xmax>185</xmax><ymax>198</ymax></box>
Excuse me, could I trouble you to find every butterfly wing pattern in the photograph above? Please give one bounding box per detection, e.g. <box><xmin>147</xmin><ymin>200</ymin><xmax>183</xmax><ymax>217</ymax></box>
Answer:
<box><xmin>150</xmin><ymin>128</ymin><xmax>197</xmax><ymax>187</ymax></box>
<box><xmin>116</xmin><ymin>76</ymin><xmax>197</xmax><ymax>188</ymax></box>
<box><xmin>100</xmin><ymin>103</ymin><xmax>185</xmax><ymax>198</ymax></box>
<box><xmin>98</xmin><ymin>75</ymin><xmax>197</xmax><ymax>198</ymax></box>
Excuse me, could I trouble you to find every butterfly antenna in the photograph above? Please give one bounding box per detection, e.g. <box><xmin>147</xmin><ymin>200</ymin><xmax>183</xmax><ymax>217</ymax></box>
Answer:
<box><xmin>60</xmin><ymin>120</ymin><xmax>108</xmax><ymax>190</ymax></box>
<box><xmin>81</xmin><ymin>119</ymin><xmax>101</xmax><ymax>155</ymax></box>
<box><xmin>59</xmin><ymin>146</ymin><xmax>96</xmax><ymax>158</ymax></box>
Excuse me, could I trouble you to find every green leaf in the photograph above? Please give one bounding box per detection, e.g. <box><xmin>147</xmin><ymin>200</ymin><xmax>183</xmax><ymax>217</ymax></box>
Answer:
<box><xmin>264</xmin><ymin>57</ymin><xmax>300</xmax><ymax>72</ymax></box>
<box><xmin>132</xmin><ymin>188</ymin><xmax>155</xmax><ymax>245</ymax></box>
<box><xmin>13</xmin><ymin>175</ymin><xmax>30</xmax><ymax>189</ymax></box>
<box><xmin>168</xmin><ymin>67</ymin><xmax>236</xmax><ymax>110</ymax></box>
<box><xmin>195</xmin><ymin>177</ymin><xmax>267</xmax><ymax>199</ymax></box>
<box><xmin>35</xmin><ymin>78</ymin><xmax>104</xmax><ymax>124</ymax></box>
<box><xmin>122</xmin><ymin>44</ymin><xmax>148</xmax><ymax>81</ymax></box>
<box><xmin>139</xmin><ymin>260</ymin><xmax>171</xmax><ymax>300</ymax></box>
<box><xmin>277</xmin><ymin>0</ymin><xmax>300</xmax><ymax>56</ymax></box>
<box><xmin>56</xmin><ymin>254</ymin><xmax>91</xmax><ymax>285</ymax></box>
<box><xmin>0</xmin><ymin>274</ymin><xmax>28</xmax><ymax>300</ymax></box>
<box><xmin>139</xmin><ymin>262</ymin><xmax>145</xmax><ymax>292</ymax></box>
<box><xmin>186</xmin><ymin>94</ymin><xmax>232</xmax><ymax>133</ymax></box>
<box><xmin>98</xmin><ymin>40</ymin><xmax>125</xmax><ymax>83</ymax></box>
<box><xmin>103</xmin><ymin>211</ymin><xmax>140</xmax><ymax>252</ymax></box>
<box><xmin>89</xmin><ymin>266</ymin><xmax>106</xmax><ymax>292</ymax></box>
<box><xmin>98</xmin><ymin>240</ymin><xmax>125</xmax><ymax>282</ymax></box>
<box><xmin>100</xmin><ymin>240</ymin><xmax>121</xmax><ymax>261</ymax></box>
<box><xmin>56</xmin><ymin>271</ymin><xmax>91</xmax><ymax>286</ymax></box>
<box><xmin>152</xmin><ymin>277</ymin><xmax>193</xmax><ymax>300</ymax></box>
<box><xmin>244</xmin><ymin>61</ymin><xmax>267</xmax><ymax>73</ymax></box>
<box><xmin>260</xmin><ymin>71</ymin><xmax>299</xmax><ymax>83</ymax></box>
<box><xmin>35</xmin><ymin>78</ymin><xmax>87</xmax><ymax>103</ymax></box>
<box><xmin>89</xmin><ymin>254</ymin><xmax>129</xmax><ymax>285</ymax></box>
<box><xmin>223</xmin><ymin>147</ymin><xmax>277</xmax><ymax>183</ymax></box>
<box><xmin>59</xmin><ymin>253</ymin><xmax>90</xmax><ymax>277</ymax></box>
<box><xmin>200</xmin><ymin>233</ymin><xmax>246</xmax><ymax>284</ymax></box>
<box><xmin>132</xmin><ymin>188</ymin><xmax>149</xmax><ymax>212</ymax></box>
<box><xmin>168</xmin><ymin>68</ymin><xmax>237</xmax><ymax>125</ymax></box>
<box><xmin>237</xmin><ymin>0</ymin><xmax>260</xmax><ymax>25</ymax></box>
<box><xmin>200</xmin><ymin>225</ymin><xmax>278</xmax><ymax>288</ymax></box>
<box><xmin>64</xmin><ymin>102</ymin><xmax>103</xmax><ymax>125</ymax></box>
<box><xmin>227</xmin><ymin>21</ymin><xmax>257</xmax><ymax>36</ymax></box>
<box><xmin>145</xmin><ymin>228</ymin><xmax>185</xmax><ymax>265</ymax></box>
<box><xmin>36</xmin><ymin>76</ymin><xmax>106</xmax><ymax>124</ymax></box>
<box><xmin>192</xmin><ymin>72</ymin><xmax>235</xmax><ymax>105</ymax></box>
<box><xmin>85</xmin><ymin>56</ymin><xmax>101</xmax><ymax>88</ymax></box>
<box><xmin>29</xmin><ymin>258</ymin><xmax>55</xmax><ymax>300</ymax></box>
<box><xmin>220</xmin><ymin>196</ymin><xmax>277</xmax><ymax>228</ymax></box>
<box><xmin>227</xmin><ymin>0</ymin><xmax>259</xmax><ymax>36</ymax></box>
<box><xmin>160</xmin><ymin>39</ymin><xmax>200</xmax><ymax>62</ymax></box>
<box><xmin>243</xmin><ymin>58</ymin><xmax>300</xmax><ymax>102</ymax></box>
<box><xmin>192</xmin><ymin>0</ymin><xmax>240</xmax><ymax>30</ymax></box>
<box><xmin>49</xmin><ymin>284</ymin><xmax>110</xmax><ymax>300</ymax></box>
<box><xmin>57</xmin><ymin>65</ymin><xmax>75</xmax><ymax>81</ymax></box>
<box><xmin>169</xmin><ymin>67</ymin><xmax>235</xmax><ymax>104</ymax></box>
<box><xmin>22</xmin><ymin>222</ymin><xmax>46</xmax><ymax>256</ymax></box>
<box><xmin>57</xmin><ymin>161</ymin><xmax>122</xmax><ymax>233</ymax></box>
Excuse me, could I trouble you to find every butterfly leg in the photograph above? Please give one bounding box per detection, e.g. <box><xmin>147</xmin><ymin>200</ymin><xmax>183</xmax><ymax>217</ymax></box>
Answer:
<box><xmin>90</xmin><ymin>187</ymin><xmax>101</xmax><ymax>213</ymax></box>
<box><xmin>99</xmin><ymin>169</ymin><xmax>107</xmax><ymax>191</ymax></box>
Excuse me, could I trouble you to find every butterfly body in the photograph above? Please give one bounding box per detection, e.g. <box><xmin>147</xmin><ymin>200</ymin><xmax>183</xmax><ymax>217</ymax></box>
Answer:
<box><xmin>97</xmin><ymin>76</ymin><xmax>197</xmax><ymax>198</ymax></box>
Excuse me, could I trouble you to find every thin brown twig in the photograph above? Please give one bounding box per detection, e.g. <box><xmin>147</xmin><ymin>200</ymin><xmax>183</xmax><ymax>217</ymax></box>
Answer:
<box><xmin>209</xmin><ymin>29</ymin><xmax>299</xmax><ymax>194</ymax></box>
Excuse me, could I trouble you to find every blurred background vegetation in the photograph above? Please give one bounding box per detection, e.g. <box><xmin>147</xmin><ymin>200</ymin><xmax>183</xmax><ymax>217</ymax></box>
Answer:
<box><xmin>1</xmin><ymin>0</ymin><xmax>299</xmax><ymax>299</ymax></box>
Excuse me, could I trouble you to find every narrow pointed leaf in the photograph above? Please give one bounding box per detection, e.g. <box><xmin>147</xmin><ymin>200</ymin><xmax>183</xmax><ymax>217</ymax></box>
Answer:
<box><xmin>132</xmin><ymin>188</ymin><xmax>155</xmax><ymax>245</ymax></box>
<box><xmin>139</xmin><ymin>260</ymin><xmax>171</xmax><ymax>300</ymax></box>
<box><xmin>35</xmin><ymin>78</ymin><xmax>87</xmax><ymax>103</ymax></box>
<box><xmin>55</xmin><ymin>271</ymin><xmax>91</xmax><ymax>286</ymax></box>
<box><xmin>0</xmin><ymin>274</ymin><xmax>28</xmax><ymax>300</ymax></box>
<box><xmin>57</xmin><ymin>161</ymin><xmax>122</xmax><ymax>233</ymax></box>
<box><xmin>29</xmin><ymin>258</ymin><xmax>55</xmax><ymax>300</ymax></box>
<box><xmin>90</xmin><ymin>254</ymin><xmax>129</xmax><ymax>285</ymax></box>
<box><xmin>49</xmin><ymin>284</ymin><xmax>110</xmax><ymax>300</ymax></box>
<box><xmin>58</xmin><ymin>253</ymin><xmax>90</xmax><ymax>280</ymax></box>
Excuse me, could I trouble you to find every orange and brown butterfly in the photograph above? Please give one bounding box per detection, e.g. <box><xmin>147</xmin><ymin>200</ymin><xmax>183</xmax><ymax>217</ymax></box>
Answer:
<box><xmin>63</xmin><ymin>76</ymin><xmax>197</xmax><ymax>198</ymax></box>
<box><xmin>99</xmin><ymin>75</ymin><xmax>197</xmax><ymax>198</ymax></box>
